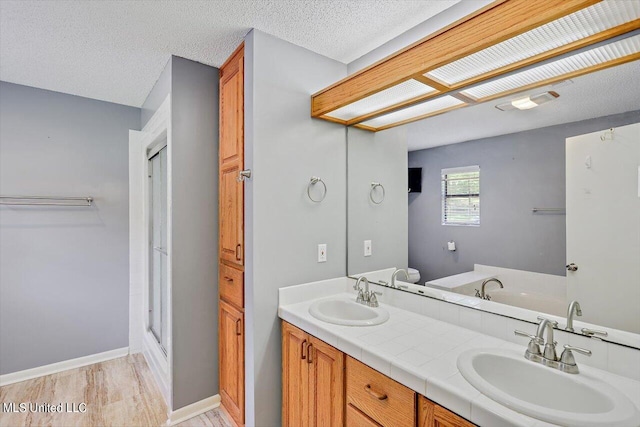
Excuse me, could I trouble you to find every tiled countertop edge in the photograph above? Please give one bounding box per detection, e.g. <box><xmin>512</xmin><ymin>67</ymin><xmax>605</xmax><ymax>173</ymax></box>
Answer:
<box><xmin>279</xmin><ymin>291</ymin><xmax>640</xmax><ymax>427</ymax></box>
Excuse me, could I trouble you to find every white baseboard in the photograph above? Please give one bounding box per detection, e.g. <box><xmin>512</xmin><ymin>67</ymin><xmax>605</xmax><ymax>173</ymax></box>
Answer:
<box><xmin>0</xmin><ymin>347</ymin><xmax>129</xmax><ymax>387</ymax></box>
<box><xmin>166</xmin><ymin>395</ymin><xmax>221</xmax><ymax>426</ymax></box>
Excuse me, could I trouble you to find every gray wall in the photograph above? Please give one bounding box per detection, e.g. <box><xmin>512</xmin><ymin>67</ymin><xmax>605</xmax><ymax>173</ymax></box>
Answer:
<box><xmin>347</xmin><ymin>127</ymin><xmax>408</xmax><ymax>275</ymax></box>
<box><xmin>141</xmin><ymin>59</ymin><xmax>172</xmax><ymax>129</ymax></box>
<box><xmin>169</xmin><ymin>57</ymin><xmax>220</xmax><ymax>410</ymax></box>
<box><xmin>0</xmin><ymin>82</ymin><xmax>140</xmax><ymax>374</ymax></box>
<box><xmin>407</xmin><ymin>110</ymin><xmax>640</xmax><ymax>282</ymax></box>
<box><xmin>244</xmin><ymin>29</ymin><xmax>348</xmax><ymax>426</ymax></box>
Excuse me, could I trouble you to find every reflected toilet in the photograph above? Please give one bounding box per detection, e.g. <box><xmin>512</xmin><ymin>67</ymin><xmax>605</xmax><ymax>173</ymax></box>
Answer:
<box><xmin>407</xmin><ymin>268</ymin><xmax>420</xmax><ymax>284</ymax></box>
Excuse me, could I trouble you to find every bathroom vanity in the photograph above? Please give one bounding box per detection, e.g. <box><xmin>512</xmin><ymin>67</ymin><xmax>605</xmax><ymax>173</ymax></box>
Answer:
<box><xmin>279</xmin><ymin>277</ymin><xmax>640</xmax><ymax>427</ymax></box>
<box><xmin>283</xmin><ymin>320</ymin><xmax>473</xmax><ymax>427</ymax></box>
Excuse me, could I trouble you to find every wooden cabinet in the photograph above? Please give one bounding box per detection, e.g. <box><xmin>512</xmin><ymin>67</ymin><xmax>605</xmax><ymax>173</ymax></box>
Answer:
<box><xmin>346</xmin><ymin>356</ymin><xmax>415</xmax><ymax>427</ymax></box>
<box><xmin>219</xmin><ymin>300</ymin><xmax>244</xmax><ymax>425</ymax></box>
<box><xmin>308</xmin><ymin>336</ymin><xmax>344</xmax><ymax>426</ymax></box>
<box><xmin>346</xmin><ymin>404</ymin><xmax>382</xmax><ymax>427</ymax></box>
<box><xmin>282</xmin><ymin>321</ymin><xmax>310</xmax><ymax>427</ymax></box>
<box><xmin>219</xmin><ymin>44</ymin><xmax>244</xmax><ymax>267</ymax></box>
<box><xmin>418</xmin><ymin>396</ymin><xmax>476</xmax><ymax>427</ymax></box>
<box><xmin>219</xmin><ymin>259</ymin><xmax>244</xmax><ymax>309</ymax></box>
<box><xmin>219</xmin><ymin>42</ymin><xmax>245</xmax><ymax>426</ymax></box>
<box><xmin>220</xmin><ymin>160</ymin><xmax>243</xmax><ymax>265</ymax></box>
<box><xmin>282</xmin><ymin>322</ymin><xmax>344</xmax><ymax>427</ymax></box>
<box><xmin>282</xmin><ymin>322</ymin><xmax>476</xmax><ymax>427</ymax></box>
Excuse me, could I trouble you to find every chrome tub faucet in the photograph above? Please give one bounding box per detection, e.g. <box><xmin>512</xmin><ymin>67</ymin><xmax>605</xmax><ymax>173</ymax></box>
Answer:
<box><xmin>478</xmin><ymin>278</ymin><xmax>503</xmax><ymax>300</ymax></box>
<box><xmin>391</xmin><ymin>268</ymin><xmax>409</xmax><ymax>288</ymax></box>
<box><xmin>565</xmin><ymin>300</ymin><xmax>582</xmax><ymax>332</ymax></box>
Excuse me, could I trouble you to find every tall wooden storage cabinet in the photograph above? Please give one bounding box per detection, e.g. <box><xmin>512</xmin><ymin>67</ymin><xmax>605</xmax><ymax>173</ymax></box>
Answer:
<box><xmin>219</xmin><ymin>43</ymin><xmax>245</xmax><ymax>426</ymax></box>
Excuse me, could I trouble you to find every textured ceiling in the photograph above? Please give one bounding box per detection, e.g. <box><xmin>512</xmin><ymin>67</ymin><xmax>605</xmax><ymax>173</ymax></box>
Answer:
<box><xmin>406</xmin><ymin>60</ymin><xmax>640</xmax><ymax>151</ymax></box>
<box><xmin>0</xmin><ymin>0</ymin><xmax>459</xmax><ymax>107</ymax></box>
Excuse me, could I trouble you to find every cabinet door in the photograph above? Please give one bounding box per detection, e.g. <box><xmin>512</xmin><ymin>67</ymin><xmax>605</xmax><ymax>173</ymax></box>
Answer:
<box><xmin>219</xmin><ymin>300</ymin><xmax>244</xmax><ymax>425</ymax></box>
<box><xmin>308</xmin><ymin>336</ymin><xmax>345</xmax><ymax>427</ymax></box>
<box><xmin>219</xmin><ymin>47</ymin><xmax>244</xmax><ymax>167</ymax></box>
<box><xmin>282</xmin><ymin>322</ymin><xmax>310</xmax><ymax>427</ymax></box>
<box><xmin>219</xmin><ymin>161</ymin><xmax>244</xmax><ymax>266</ymax></box>
<box><xmin>418</xmin><ymin>396</ymin><xmax>475</xmax><ymax>427</ymax></box>
<box><xmin>219</xmin><ymin>45</ymin><xmax>244</xmax><ymax>267</ymax></box>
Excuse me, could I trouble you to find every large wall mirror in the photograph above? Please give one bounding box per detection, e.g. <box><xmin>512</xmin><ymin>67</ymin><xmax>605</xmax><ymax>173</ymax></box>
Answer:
<box><xmin>346</xmin><ymin>59</ymin><xmax>640</xmax><ymax>349</ymax></box>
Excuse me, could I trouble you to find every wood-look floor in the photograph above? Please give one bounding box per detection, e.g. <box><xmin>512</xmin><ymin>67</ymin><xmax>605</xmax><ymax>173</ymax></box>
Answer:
<box><xmin>0</xmin><ymin>354</ymin><xmax>230</xmax><ymax>427</ymax></box>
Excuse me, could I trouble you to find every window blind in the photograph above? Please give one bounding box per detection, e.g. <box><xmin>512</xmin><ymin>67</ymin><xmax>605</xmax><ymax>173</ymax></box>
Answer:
<box><xmin>442</xmin><ymin>165</ymin><xmax>480</xmax><ymax>226</ymax></box>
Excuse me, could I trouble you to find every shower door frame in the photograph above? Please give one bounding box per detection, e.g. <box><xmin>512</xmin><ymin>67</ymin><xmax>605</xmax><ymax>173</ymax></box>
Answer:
<box><xmin>130</xmin><ymin>95</ymin><xmax>173</xmax><ymax>408</ymax></box>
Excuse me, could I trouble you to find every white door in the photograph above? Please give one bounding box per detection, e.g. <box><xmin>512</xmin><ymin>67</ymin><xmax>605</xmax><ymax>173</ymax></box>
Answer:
<box><xmin>566</xmin><ymin>122</ymin><xmax>640</xmax><ymax>333</ymax></box>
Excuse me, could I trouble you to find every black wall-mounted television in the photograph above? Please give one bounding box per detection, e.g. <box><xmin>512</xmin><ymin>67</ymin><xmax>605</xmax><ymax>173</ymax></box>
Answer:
<box><xmin>408</xmin><ymin>168</ymin><xmax>422</xmax><ymax>193</ymax></box>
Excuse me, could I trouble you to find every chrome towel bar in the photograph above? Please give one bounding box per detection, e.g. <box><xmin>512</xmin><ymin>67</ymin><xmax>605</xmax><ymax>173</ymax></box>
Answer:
<box><xmin>0</xmin><ymin>195</ymin><xmax>94</xmax><ymax>206</ymax></box>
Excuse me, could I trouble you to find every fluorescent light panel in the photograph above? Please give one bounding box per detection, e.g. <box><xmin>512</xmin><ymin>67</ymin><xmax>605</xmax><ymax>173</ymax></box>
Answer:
<box><xmin>360</xmin><ymin>96</ymin><xmax>464</xmax><ymax>129</ymax></box>
<box><xmin>462</xmin><ymin>34</ymin><xmax>640</xmax><ymax>99</ymax></box>
<box><xmin>324</xmin><ymin>79</ymin><xmax>435</xmax><ymax>121</ymax></box>
<box><xmin>426</xmin><ymin>1</ymin><xmax>640</xmax><ymax>85</ymax></box>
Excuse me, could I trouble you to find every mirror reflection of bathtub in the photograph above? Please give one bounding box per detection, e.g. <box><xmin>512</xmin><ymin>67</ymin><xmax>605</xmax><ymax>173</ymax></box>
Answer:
<box><xmin>354</xmin><ymin>266</ymin><xmax>640</xmax><ymax>349</ymax></box>
<box><xmin>482</xmin><ymin>289</ymin><xmax>565</xmax><ymax>317</ymax></box>
<box><xmin>423</xmin><ymin>265</ymin><xmax>567</xmax><ymax>317</ymax></box>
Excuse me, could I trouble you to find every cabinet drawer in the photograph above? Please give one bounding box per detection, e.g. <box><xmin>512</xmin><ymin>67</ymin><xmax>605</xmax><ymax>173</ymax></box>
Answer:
<box><xmin>346</xmin><ymin>357</ymin><xmax>415</xmax><ymax>427</ymax></box>
<box><xmin>347</xmin><ymin>404</ymin><xmax>382</xmax><ymax>427</ymax></box>
<box><xmin>219</xmin><ymin>262</ymin><xmax>243</xmax><ymax>308</ymax></box>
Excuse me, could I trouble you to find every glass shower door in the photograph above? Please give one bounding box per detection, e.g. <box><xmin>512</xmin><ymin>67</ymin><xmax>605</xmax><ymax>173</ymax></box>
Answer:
<box><xmin>149</xmin><ymin>146</ymin><xmax>168</xmax><ymax>354</ymax></box>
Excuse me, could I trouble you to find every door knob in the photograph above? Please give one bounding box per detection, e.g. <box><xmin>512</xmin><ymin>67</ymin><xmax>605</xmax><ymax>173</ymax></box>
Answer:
<box><xmin>237</xmin><ymin>169</ymin><xmax>252</xmax><ymax>182</ymax></box>
<box><xmin>566</xmin><ymin>263</ymin><xmax>578</xmax><ymax>272</ymax></box>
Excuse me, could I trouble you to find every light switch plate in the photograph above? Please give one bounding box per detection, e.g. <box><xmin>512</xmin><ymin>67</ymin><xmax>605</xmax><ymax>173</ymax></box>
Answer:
<box><xmin>318</xmin><ymin>244</ymin><xmax>327</xmax><ymax>263</ymax></box>
<box><xmin>364</xmin><ymin>240</ymin><xmax>372</xmax><ymax>257</ymax></box>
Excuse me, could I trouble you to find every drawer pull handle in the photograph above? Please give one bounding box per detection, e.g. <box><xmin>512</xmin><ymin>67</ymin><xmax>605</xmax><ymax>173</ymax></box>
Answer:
<box><xmin>301</xmin><ymin>339</ymin><xmax>307</xmax><ymax>360</ymax></box>
<box><xmin>307</xmin><ymin>343</ymin><xmax>313</xmax><ymax>364</ymax></box>
<box><xmin>224</xmin><ymin>276</ymin><xmax>234</xmax><ymax>283</ymax></box>
<box><xmin>364</xmin><ymin>384</ymin><xmax>388</xmax><ymax>400</ymax></box>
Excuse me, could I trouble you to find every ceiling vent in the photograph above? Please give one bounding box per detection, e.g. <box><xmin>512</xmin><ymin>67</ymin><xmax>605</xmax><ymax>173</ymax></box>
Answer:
<box><xmin>495</xmin><ymin>91</ymin><xmax>560</xmax><ymax>111</ymax></box>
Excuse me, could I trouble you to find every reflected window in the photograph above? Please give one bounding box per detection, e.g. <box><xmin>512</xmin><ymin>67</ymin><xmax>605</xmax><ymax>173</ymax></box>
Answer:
<box><xmin>441</xmin><ymin>166</ymin><xmax>480</xmax><ymax>226</ymax></box>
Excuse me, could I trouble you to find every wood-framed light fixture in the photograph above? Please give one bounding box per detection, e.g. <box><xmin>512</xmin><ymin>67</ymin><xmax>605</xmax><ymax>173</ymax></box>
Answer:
<box><xmin>311</xmin><ymin>0</ymin><xmax>640</xmax><ymax>132</ymax></box>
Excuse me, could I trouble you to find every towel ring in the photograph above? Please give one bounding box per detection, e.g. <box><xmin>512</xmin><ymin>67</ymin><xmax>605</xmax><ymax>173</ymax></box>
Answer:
<box><xmin>307</xmin><ymin>177</ymin><xmax>327</xmax><ymax>203</ymax></box>
<box><xmin>370</xmin><ymin>182</ymin><xmax>385</xmax><ymax>204</ymax></box>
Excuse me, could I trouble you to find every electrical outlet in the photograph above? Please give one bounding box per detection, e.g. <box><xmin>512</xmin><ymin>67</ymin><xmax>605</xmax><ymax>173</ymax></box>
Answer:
<box><xmin>364</xmin><ymin>240</ymin><xmax>372</xmax><ymax>257</ymax></box>
<box><xmin>318</xmin><ymin>244</ymin><xmax>327</xmax><ymax>263</ymax></box>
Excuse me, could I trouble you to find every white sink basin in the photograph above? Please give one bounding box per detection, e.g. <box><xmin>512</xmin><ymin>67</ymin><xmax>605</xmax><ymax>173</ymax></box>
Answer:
<box><xmin>309</xmin><ymin>297</ymin><xmax>389</xmax><ymax>326</ymax></box>
<box><xmin>457</xmin><ymin>348</ymin><xmax>639</xmax><ymax>427</ymax></box>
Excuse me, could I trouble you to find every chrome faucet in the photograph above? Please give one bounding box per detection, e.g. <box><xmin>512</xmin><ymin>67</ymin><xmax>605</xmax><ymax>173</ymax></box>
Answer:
<box><xmin>515</xmin><ymin>316</ymin><xmax>591</xmax><ymax>374</ymax></box>
<box><xmin>353</xmin><ymin>276</ymin><xmax>381</xmax><ymax>307</ymax></box>
<box><xmin>558</xmin><ymin>345</ymin><xmax>592</xmax><ymax>374</ymax></box>
<box><xmin>565</xmin><ymin>300</ymin><xmax>582</xmax><ymax>332</ymax></box>
<box><xmin>354</xmin><ymin>276</ymin><xmax>369</xmax><ymax>304</ymax></box>
<box><xmin>480</xmin><ymin>278</ymin><xmax>503</xmax><ymax>300</ymax></box>
<box><xmin>536</xmin><ymin>317</ymin><xmax>559</xmax><ymax>363</ymax></box>
<box><xmin>391</xmin><ymin>268</ymin><xmax>409</xmax><ymax>288</ymax></box>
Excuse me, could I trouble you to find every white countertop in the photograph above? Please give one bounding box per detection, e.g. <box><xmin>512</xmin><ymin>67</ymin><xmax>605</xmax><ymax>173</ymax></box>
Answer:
<box><xmin>278</xmin><ymin>282</ymin><xmax>640</xmax><ymax>427</ymax></box>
